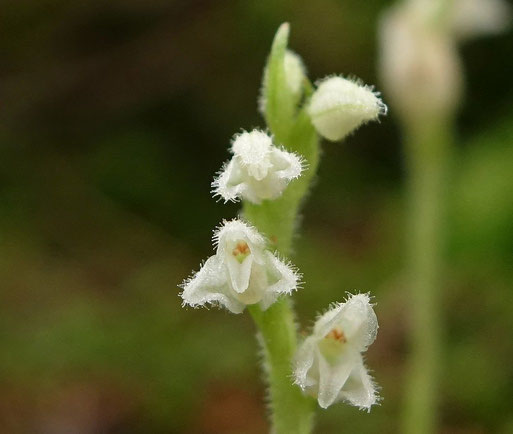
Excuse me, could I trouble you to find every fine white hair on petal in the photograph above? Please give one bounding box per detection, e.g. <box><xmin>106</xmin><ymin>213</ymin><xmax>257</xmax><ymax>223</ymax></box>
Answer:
<box><xmin>211</xmin><ymin>160</ymin><xmax>239</xmax><ymax>203</ymax></box>
<box><xmin>314</xmin><ymin>293</ymin><xmax>378</xmax><ymax>351</ymax></box>
<box><xmin>258</xmin><ymin>251</ymin><xmax>301</xmax><ymax>310</ymax></box>
<box><xmin>293</xmin><ymin>293</ymin><xmax>379</xmax><ymax>409</ymax></box>
<box><xmin>212</xmin><ymin>130</ymin><xmax>304</xmax><ymax>204</ymax></box>
<box><xmin>308</xmin><ymin>75</ymin><xmax>387</xmax><ymax>142</ymax></box>
<box><xmin>293</xmin><ymin>336</ymin><xmax>317</xmax><ymax>389</ymax></box>
<box><xmin>338</xmin><ymin>359</ymin><xmax>380</xmax><ymax>411</ymax></box>
<box><xmin>180</xmin><ymin>256</ymin><xmax>246</xmax><ymax>314</ymax></box>
<box><xmin>212</xmin><ymin>218</ymin><xmax>266</xmax><ymax>251</ymax></box>
<box><xmin>317</xmin><ymin>351</ymin><xmax>356</xmax><ymax>408</ymax></box>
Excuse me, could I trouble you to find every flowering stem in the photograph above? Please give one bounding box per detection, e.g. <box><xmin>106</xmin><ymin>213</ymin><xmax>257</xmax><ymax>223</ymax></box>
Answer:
<box><xmin>401</xmin><ymin>117</ymin><xmax>452</xmax><ymax>434</ymax></box>
<box><xmin>244</xmin><ymin>106</ymin><xmax>319</xmax><ymax>433</ymax></box>
<box><xmin>241</xmin><ymin>23</ymin><xmax>320</xmax><ymax>433</ymax></box>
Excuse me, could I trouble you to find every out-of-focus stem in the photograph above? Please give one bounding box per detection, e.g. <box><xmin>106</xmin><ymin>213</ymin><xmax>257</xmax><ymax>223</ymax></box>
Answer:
<box><xmin>401</xmin><ymin>117</ymin><xmax>452</xmax><ymax>434</ymax></box>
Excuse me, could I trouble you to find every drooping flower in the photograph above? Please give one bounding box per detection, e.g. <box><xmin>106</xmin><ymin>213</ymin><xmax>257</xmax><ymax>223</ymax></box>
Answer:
<box><xmin>180</xmin><ymin>219</ymin><xmax>300</xmax><ymax>314</ymax></box>
<box><xmin>212</xmin><ymin>130</ymin><xmax>303</xmax><ymax>204</ymax></box>
<box><xmin>307</xmin><ymin>76</ymin><xmax>387</xmax><ymax>142</ymax></box>
<box><xmin>294</xmin><ymin>293</ymin><xmax>379</xmax><ymax>410</ymax></box>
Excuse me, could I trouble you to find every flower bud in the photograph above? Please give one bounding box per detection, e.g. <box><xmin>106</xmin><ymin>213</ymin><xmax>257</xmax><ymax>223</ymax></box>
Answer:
<box><xmin>259</xmin><ymin>49</ymin><xmax>306</xmax><ymax>115</ymax></box>
<box><xmin>307</xmin><ymin>76</ymin><xmax>387</xmax><ymax>142</ymax></box>
<box><xmin>284</xmin><ymin>50</ymin><xmax>306</xmax><ymax>99</ymax></box>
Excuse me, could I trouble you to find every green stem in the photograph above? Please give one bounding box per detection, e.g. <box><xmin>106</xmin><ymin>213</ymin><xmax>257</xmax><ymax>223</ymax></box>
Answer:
<box><xmin>248</xmin><ymin>300</ymin><xmax>314</xmax><ymax>434</ymax></box>
<box><xmin>242</xmin><ymin>23</ymin><xmax>320</xmax><ymax>433</ymax></box>
<box><xmin>401</xmin><ymin>118</ymin><xmax>452</xmax><ymax>434</ymax></box>
<box><xmin>243</xmin><ymin>109</ymin><xmax>318</xmax><ymax>433</ymax></box>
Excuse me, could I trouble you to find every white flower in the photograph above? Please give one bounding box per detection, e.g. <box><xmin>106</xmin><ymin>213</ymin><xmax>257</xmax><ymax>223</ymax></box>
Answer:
<box><xmin>307</xmin><ymin>76</ymin><xmax>387</xmax><ymax>142</ymax></box>
<box><xmin>180</xmin><ymin>219</ymin><xmax>300</xmax><ymax>314</ymax></box>
<box><xmin>294</xmin><ymin>293</ymin><xmax>379</xmax><ymax>410</ymax></box>
<box><xmin>212</xmin><ymin>130</ymin><xmax>303</xmax><ymax>204</ymax></box>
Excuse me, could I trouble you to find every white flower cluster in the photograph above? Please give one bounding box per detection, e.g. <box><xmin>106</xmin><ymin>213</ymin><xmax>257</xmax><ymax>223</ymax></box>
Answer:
<box><xmin>180</xmin><ymin>28</ymin><xmax>382</xmax><ymax>411</ymax></box>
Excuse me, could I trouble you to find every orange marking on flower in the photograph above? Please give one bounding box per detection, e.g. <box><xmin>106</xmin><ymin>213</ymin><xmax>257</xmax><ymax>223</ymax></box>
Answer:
<box><xmin>232</xmin><ymin>241</ymin><xmax>250</xmax><ymax>257</ymax></box>
<box><xmin>325</xmin><ymin>328</ymin><xmax>347</xmax><ymax>343</ymax></box>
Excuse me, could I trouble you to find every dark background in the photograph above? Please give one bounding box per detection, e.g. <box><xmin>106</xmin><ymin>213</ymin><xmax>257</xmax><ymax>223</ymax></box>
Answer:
<box><xmin>1</xmin><ymin>0</ymin><xmax>512</xmax><ymax>433</ymax></box>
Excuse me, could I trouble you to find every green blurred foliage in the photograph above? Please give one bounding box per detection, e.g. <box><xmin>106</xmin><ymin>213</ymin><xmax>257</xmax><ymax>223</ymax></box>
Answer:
<box><xmin>0</xmin><ymin>0</ymin><xmax>512</xmax><ymax>433</ymax></box>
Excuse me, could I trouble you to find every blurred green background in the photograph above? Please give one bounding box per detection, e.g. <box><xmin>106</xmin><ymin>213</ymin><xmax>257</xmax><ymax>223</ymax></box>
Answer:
<box><xmin>1</xmin><ymin>1</ymin><xmax>512</xmax><ymax>433</ymax></box>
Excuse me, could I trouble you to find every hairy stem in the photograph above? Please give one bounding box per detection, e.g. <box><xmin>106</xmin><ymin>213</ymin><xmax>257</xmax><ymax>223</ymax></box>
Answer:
<box><xmin>243</xmin><ymin>109</ymin><xmax>318</xmax><ymax>433</ymax></box>
<box><xmin>242</xmin><ymin>23</ymin><xmax>320</xmax><ymax>433</ymax></box>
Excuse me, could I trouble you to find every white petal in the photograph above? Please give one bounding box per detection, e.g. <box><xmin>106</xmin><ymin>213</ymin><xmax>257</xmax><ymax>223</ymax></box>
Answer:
<box><xmin>313</xmin><ymin>303</ymin><xmax>345</xmax><ymax>337</ymax></box>
<box><xmin>232</xmin><ymin>130</ymin><xmax>273</xmax><ymax>180</ymax></box>
<box><xmin>338</xmin><ymin>359</ymin><xmax>378</xmax><ymax>410</ymax></box>
<box><xmin>258</xmin><ymin>252</ymin><xmax>299</xmax><ymax>311</ymax></box>
<box><xmin>180</xmin><ymin>256</ymin><xmax>246</xmax><ymax>314</ymax></box>
<box><xmin>269</xmin><ymin>147</ymin><xmax>303</xmax><ymax>180</ymax></box>
<box><xmin>225</xmin><ymin>253</ymin><xmax>253</xmax><ymax>294</ymax></box>
<box><xmin>236</xmin><ymin>262</ymin><xmax>269</xmax><ymax>305</ymax></box>
<box><xmin>214</xmin><ymin>219</ymin><xmax>266</xmax><ymax>256</ymax></box>
<box><xmin>317</xmin><ymin>349</ymin><xmax>358</xmax><ymax>409</ymax></box>
<box><xmin>212</xmin><ymin>160</ymin><xmax>244</xmax><ymax>203</ymax></box>
<box><xmin>308</xmin><ymin>76</ymin><xmax>386</xmax><ymax>142</ymax></box>
<box><xmin>293</xmin><ymin>336</ymin><xmax>318</xmax><ymax>390</ymax></box>
<box><xmin>314</xmin><ymin>294</ymin><xmax>378</xmax><ymax>352</ymax></box>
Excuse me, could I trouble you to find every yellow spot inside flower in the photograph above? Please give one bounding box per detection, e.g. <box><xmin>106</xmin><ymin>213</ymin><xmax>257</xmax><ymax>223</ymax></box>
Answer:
<box><xmin>232</xmin><ymin>241</ymin><xmax>251</xmax><ymax>263</ymax></box>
